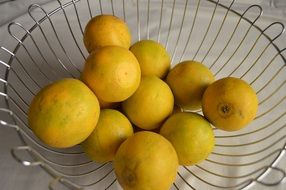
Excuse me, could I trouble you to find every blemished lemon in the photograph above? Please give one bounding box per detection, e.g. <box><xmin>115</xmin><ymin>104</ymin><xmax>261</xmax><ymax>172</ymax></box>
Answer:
<box><xmin>28</xmin><ymin>78</ymin><xmax>100</xmax><ymax>148</ymax></box>
<box><xmin>83</xmin><ymin>14</ymin><xmax>131</xmax><ymax>53</ymax></box>
<box><xmin>130</xmin><ymin>40</ymin><xmax>171</xmax><ymax>78</ymax></box>
<box><xmin>160</xmin><ymin>112</ymin><xmax>215</xmax><ymax>166</ymax></box>
<box><xmin>81</xmin><ymin>46</ymin><xmax>141</xmax><ymax>102</ymax></box>
<box><xmin>202</xmin><ymin>77</ymin><xmax>258</xmax><ymax>131</ymax></box>
<box><xmin>81</xmin><ymin>109</ymin><xmax>133</xmax><ymax>163</ymax></box>
<box><xmin>166</xmin><ymin>60</ymin><xmax>215</xmax><ymax>110</ymax></box>
<box><xmin>122</xmin><ymin>75</ymin><xmax>174</xmax><ymax>130</ymax></box>
<box><xmin>113</xmin><ymin>131</ymin><xmax>179</xmax><ymax>190</ymax></box>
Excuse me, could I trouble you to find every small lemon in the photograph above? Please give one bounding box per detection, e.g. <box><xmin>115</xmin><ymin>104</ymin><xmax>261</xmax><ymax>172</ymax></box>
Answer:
<box><xmin>81</xmin><ymin>46</ymin><xmax>141</xmax><ymax>102</ymax></box>
<box><xmin>114</xmin><ymin>131</ymin><xmax>179</xmax><ymax>190</ymax></box>
<box><xmin>83</xmin><ymin>14</ymin><xmax>131</xmax><ymax>53</ymax></box>
<box><xmin>160</xmin><ymin>112</ymin><xmax>215</xmax><ymax>166</ymax></box>
<box><xmin>122</xmin><ymin>75</ymin><xmax>174</xmax><ymax>130</ymax></box>
<box><xmin>202</xmin><ymin>77</ymin><xmax>258</xmax><ymax>131</ymax></box>
<box><xmin>130</xmin><ymin>40</ymin><xmax>170</xmax><ymax>78</ymax></box>
<box><xmin>81</xmin><ymin>109</ymin><xmax>133</xmax><ymax>163</ymax></box>
<box><xmin>166</xmin><ymin>60</ymin><xmax>215</xmax><ymax>110</ymax></box>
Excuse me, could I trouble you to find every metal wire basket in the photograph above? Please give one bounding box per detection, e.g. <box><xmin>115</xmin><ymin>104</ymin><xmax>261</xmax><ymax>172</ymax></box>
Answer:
<box><xmin>0</xmin><ymin>0</ymin><xmax>286</xmax><ymax>189</ymax></box>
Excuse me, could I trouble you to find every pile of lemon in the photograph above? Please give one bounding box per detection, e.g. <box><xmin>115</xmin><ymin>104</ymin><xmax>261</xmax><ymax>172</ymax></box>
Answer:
<box><xmin>28</xmin><ymin>15</ymin><xmax>258</xmax><ymax>190</ymax></box>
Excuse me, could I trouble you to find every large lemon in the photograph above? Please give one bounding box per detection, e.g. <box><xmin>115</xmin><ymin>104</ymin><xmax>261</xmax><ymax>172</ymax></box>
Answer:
<box><xmin>166</xmin><ymin>60</ymin><xmax>215</xmax><ymax>110</ymax></box>
<box><xmin>160</xmin><ymin>112</ymin><xmax>215</xmax><ymax>166</ymax></box>
<box><xmin>28</xmin><ymin>78</ymin><xmax>100</xmax><ymax>148</ymax></box>
<box><xmin>130</xmin><ymin>40</ymin><xmax>170</xmax><ymax>78</ymax></box>
<box><xmin>122</xmin><ymin>75</ymin><xmax>174</xmax><ymax>130</ymax></box>
<box><xmin>113</xmin><ymin>131</ymin><xmax>179</xmax><ymax>190</ymax></box>
<box><xmin>81</xmin><ymin>46</ymin><xmax>141</xmax><ymax>102</ymax></box>
<box><xmin>83</xmin><ymin>14</ymin><xmax>131</xmax><ymax>53</ymax></box>
<box><xmin>202</xmin><ymin>77</ymin><xmax>258</xmax><ymax>131</ymax></box>
<box><xmin>81</xmin><ymin>109</ymin><xmax>133</xmax><ymax>163</ymax></box>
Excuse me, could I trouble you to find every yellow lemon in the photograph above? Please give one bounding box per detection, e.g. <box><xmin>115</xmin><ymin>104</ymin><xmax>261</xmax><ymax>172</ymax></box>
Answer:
<box><xmin>81</xmin><ymin>109</ymin><xmax>133</xmax><ymax>163</ymax></box>
<box><xmin>28</xmin><ymin>78</ymin><xmax>100</xmax><ymax>148</ymax></box>
<box><xmin>130</xmin><ymin>40</ymin><xmax>170</xmax><ymax>78</ymax></box>
<box><xmin>81</xmin><ymin>46</ymin><xmax>141</xmax><ymax>102</ymax></box>
<box><xmin>160</xmin><ymin>112</ymin><xmax>215</xmax><ymax>166</ymax></box>
<box><xmin>83</xmin><ymin>14</ymin><xmax>131</xmax><ymax>53</ymax></box>
<box><xmin>122</xmin><ymin>75</ymin><xmax>174</xmax><ymax>130</ymax></box>
<box><xmin>166</xmin><ymin>60</ymin><xmax>215</xmax><ymax>110</ymax></box>
<box><xmin>202</xmin><ymin>77</ymin><xmax>258</xmax><ymax>131</ymax></box>
<box><xmin>113</xmin><ymin>131</ymin><xmax>179</xmax><ymax>190</ymax></box>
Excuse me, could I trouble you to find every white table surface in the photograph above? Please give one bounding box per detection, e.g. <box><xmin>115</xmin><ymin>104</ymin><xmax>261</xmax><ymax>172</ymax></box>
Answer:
<box><xmin>0</xmin><ymin>0</ymin><xmax>285</xmax><ymax>190</ymax></box>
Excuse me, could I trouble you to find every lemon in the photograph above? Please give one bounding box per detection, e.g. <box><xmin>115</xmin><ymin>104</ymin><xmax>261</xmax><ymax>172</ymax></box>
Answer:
<box><xmin>81</xmin><ymin>109</ymin><xmax>133</xmax><ymax>163</ymax></box>
<box><xmin>83</xmin><ymin>14</ymin><xmax>131</xmax><ymax>53</ymax></box>
<box><xmin>81</xmin><ymin>46</ymin><xmax>141</xmax><ymax>102</ymax></box>
<box><xmin>113</xmin><ymin>131</ymin><xmax>179</xmax><ymax>190</ymax></box>
<box><xmin>130</xmin><ymin>40</ymin><xmax>170</xmax><ymax>78</ymax></box>
<box><xmin>122</xmin><ymin>75</ymin><xmax>174</xmax><ymax>130</ymax></box>
<box><xmin>160</xmin><ymin>112</ymin><xmax>215</xmax><ymax>166</ymax></box>
<box><xmin>202</xmin><ymin>77</ymin><xmax>258</xmax><ymax>131</ymax></box>
<box><xmin>28</xmin><ymin>78</ymin><xmax>100</xmax><ymax>148</ymax></box>
<box><xmin>166</xmin><ymin>60</ymin><xmax>215</xmax><ymax>110</ymax></box>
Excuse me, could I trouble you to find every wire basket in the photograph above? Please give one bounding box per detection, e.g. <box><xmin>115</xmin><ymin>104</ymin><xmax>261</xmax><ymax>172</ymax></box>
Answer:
<box><xmin>0</xmin><ymin>0</ymin><xmax>286</xmax><ymax>189</ymax></box>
